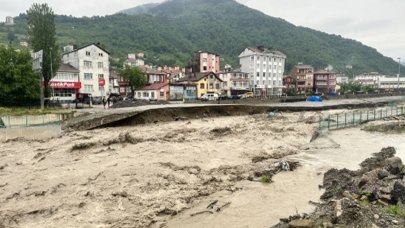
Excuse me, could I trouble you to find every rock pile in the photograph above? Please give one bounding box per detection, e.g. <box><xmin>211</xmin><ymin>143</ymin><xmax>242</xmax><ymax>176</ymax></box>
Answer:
<box><xmin>274</xmin><ymin>147</ymin><xmax>405</xmax><ymax>228</ymax></box>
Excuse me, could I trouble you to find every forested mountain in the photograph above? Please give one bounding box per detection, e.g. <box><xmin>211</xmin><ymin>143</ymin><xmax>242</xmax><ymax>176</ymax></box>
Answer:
<box><xmin>0</xmin><ymin>0</ymin><xmax>400</xmax><ymax>75</ymax></box>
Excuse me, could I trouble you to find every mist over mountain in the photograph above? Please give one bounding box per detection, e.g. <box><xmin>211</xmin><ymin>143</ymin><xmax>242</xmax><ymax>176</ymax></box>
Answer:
<box><xmin>0</xmin><ymin>0</ymin><xmax>399</xmax><ymax>75</ymax></box>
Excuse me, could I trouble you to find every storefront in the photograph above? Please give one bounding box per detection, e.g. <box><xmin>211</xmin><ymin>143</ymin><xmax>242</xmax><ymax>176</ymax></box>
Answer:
<box><xmin>49</xmin><ymin>81</ymin><xmax>81</xmax><ymax>103</ymax></box>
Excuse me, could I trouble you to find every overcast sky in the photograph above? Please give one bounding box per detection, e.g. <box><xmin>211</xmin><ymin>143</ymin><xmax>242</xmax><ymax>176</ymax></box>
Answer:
<box><xmin>0</xmin><ymin>0</ymin><xmax>403</xmax><ymax>65</ymax></box>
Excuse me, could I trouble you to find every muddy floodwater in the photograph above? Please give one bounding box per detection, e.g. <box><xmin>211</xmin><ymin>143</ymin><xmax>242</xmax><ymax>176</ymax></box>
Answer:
<box><xmin>0</xmin><ymin>112</ymin><xmax>404</xmax><ymax>228</ymax></box>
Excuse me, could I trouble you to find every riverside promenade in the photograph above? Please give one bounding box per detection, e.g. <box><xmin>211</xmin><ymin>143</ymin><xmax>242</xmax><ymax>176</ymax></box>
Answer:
<box><xmin>64</xmin><ymin>96</ymin><xmax>405</xmax><ymax>131</ymax></box>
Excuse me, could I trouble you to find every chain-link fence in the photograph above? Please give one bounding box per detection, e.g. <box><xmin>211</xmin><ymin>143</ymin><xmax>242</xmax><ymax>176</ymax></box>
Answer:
<box><xmin>319</xmin><ymin>105</ymin><xmax>405</xmax><ymax>130</ymax></box>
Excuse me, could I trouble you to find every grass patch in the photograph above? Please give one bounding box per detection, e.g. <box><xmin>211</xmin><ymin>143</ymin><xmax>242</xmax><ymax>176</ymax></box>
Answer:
<box><xmin>384</xmin><ymin>202</ymin><xmax>405</xmax><ymax>218</ymax></box>
<box><xmin>260</xmin><ymin>175</ymin><xmax>271</xmax><ymax>184</ymax></box>
<box><xmin>0</xmin><ymin>107</ymin><xmax>63</xmax><ymax>116</ymax></box>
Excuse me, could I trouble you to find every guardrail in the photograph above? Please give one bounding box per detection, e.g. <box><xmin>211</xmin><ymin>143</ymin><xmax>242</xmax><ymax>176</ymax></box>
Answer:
<box><xmin>319</xmin><ymin>105</ymin><xmax>405</xmax><ymax>130</ymax></box>
<box><xmin>0</xmin><ymin>113</ymin><xmax>74</xmax><ymax>128</ymax></box>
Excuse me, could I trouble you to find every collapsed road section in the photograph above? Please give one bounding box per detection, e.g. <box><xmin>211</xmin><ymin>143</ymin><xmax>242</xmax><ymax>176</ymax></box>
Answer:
<box><xmin>64</xmin><ymin>96</ymin><xmax>405</xmax><ymax>131</ymax></box>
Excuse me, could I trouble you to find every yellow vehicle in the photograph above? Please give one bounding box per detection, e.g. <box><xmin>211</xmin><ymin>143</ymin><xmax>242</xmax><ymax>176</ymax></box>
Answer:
<box><xmin>246</xmin><ymin>92</ymin><xmax>254</xmax><ymax>98</ymax></box>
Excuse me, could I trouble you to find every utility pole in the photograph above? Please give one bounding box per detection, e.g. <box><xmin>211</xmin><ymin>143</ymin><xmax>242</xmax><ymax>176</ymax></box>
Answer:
<box><xmin>398</xmin><ymin>58</ymin><xmax>401</xmax><ymax>90</ymax></box>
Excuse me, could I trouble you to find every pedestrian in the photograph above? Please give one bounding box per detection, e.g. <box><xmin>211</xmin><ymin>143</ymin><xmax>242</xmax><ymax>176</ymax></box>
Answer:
<box><xmin>102</xmin><ymin>97</ymin><xmax>107</xmax><ymax>109</ymax></box>
<box><xmin>107</xmin><ymin>96</ymin><xmax>111</xmax><ymax>108</ymax></box>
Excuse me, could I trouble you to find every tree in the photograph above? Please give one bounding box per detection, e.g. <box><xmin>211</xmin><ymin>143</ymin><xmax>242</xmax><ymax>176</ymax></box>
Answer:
<box><xmin>0</xmin><ymin>45</ymin><xmax>40</xmax><ymax>106</ymax></box>
<box><xmin>119</xmin><ymin>66</ymin><xmax>147</xmax><ymax>95</ymax></box>
<box><xmin>7</xmin><ymin>30</ymin><xmax>15</xmax><ymax>43</ymax></box>
<box><xmin>27</xmin><ymin>3</ymin><xmax>60</xmax><ymax>98</ymax></box>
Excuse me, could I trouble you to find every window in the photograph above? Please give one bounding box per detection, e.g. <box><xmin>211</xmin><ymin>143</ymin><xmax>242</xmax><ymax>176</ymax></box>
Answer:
<box><xmin>84</xmin><ymin>73</ymin><xmax>93</xmax><ymax>80</ymax></box>
<box><xmin>209</xmin><ymin>83</ymin><xmax>213</xmax><ymax>89</ymax></box>
<box><xmin>263</xmin><ymin>72</ymin><xmax>266</xmax><ymax>77</ymax></box>
<box><xmin>98</xmin><ymin>62</ymin><xmax>103</xmax><ymax>68</ymax></box>
<box><xmin>250</xmin><ymin>56</ymin><xmax>254</xmax><ymax>61</ymax></box>
<box><xmin>151</xmin><ymin>92</ymin><xmax>155</xmax><ymax>98</ymax></box>
<box><xmin>99</xmin><ymin>53</ymin><xmax>103</xmax><ymax>57</ymax></box>
<box><xmin>203</xmin><ymin>66</ymin><xmax>207</xmax><ymax>71</ymax></box>
<box><xmin>160</xmin><ymin>91</ymin><xmax>164</xmax><ymax>97</ymax></box>
<box><xmin>143</xmin><ymin>92</ymin><xmax>149</xmax><ymax>97</ymax></box>
<box><xmin>233</xmin><ymin>81</ymin><xmax>237</xmax><ymax>87</ymax></box>
<box><xmin>137</xmin><ymin>92</ymin><xmax>141</xmax><ymax>98</ymax></box>
<box><xmin>256</xmin><ymin>72</ymin><xmax>259</xmax><ymax>77</ymax></box>
<box><xmin>84</xmin><ymin>85</ymin><xmax>93</xmax><ymax>92</ymax></box>
<box><xmin>200</xmin><ymin>83</ymin><xmax>205</xmax><ymax>89</ymax></box>
<box><xmin>215</xmin><ymin>84</ymin><xmax>220</xmax><ymax>89</ymax></box>
<box><xmin>86</xmin><ymin>51</ymin><xmax>90</xmax><ymax>56</ymax></box>
<box><xmin>84</xmin><ymin>61</ymin><xmax>92</xmax><ymax>68</ymax></box>
<box><xmin>98</xmin><ymin>74</ymin><xmax>104</xmax><ymax>79</ymax></box>
<box><xmin>53</xmin><ymin>89</ymin><xmax>75</xmax><ymax>97</ymax></box>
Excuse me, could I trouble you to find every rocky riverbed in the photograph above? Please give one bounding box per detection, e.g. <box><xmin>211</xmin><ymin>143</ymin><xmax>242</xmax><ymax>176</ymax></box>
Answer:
<box><xmin>274</xmin><ymin>147</ymin><xmax>405</xmax><ymax>228</ymax></box>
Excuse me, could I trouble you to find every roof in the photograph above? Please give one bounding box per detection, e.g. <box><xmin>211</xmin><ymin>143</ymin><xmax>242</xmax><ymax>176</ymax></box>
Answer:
<box><xmin>247</xmin><ymin>47</ymin><xmax>286</xmax><ymax>57</ymax></box>
<box><xmin>57</xmin><ymin>63</ymin><xmax>79</xmax><ymax>73</ymax></box>
<box><xmin>295</xmin><ymin>64</ymin><xmax>313</xmax><ymax>69</ymax></box>
<box><xmin>314</xmin><ymin>70</ymin><xmax>338</xmax><ymax>75</ymax></box>
<box><xmin>178</xmin><ymin>72</ymin><xmax>223</xmax><ymax>83</ymax></box>
<box><xmin>62</xmin><ymin>43</ymin><xmax>111</xmax><ymax>55</ymax></box>
<box><xmin>141</xmin><ymin>82</ymin><xmax>169</xmax><ymax>91</ymax></box>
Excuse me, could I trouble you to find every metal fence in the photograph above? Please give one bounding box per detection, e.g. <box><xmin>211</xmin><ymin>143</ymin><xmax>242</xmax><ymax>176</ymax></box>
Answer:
<box><xmin>319</xmin><ymin>105</ymin><xmax>405</xmax><ymax>130</ymax></box>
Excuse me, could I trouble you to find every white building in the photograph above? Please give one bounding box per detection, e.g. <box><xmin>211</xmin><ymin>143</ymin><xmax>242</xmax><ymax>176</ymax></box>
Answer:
<box><xmin>5</xmin><ymin>16</ymin><xmax>14</xmax><ymax>26</ymax></box>
<box><xmin>378</xmin><ymin>76</ymin><xmax>405</xmax><ymax>89</ymax></box>
<box><xmin>354</xmin><ymin>72</ymin><xmax>384</xmax><ymax>87</ymax></box>
<box><xmin>125</xmin><ymin>53</ymin><xmax>145</xmax><ymax>67</ymax></box>
<box><xmin>218</xmin><ymin>70</ymin><xmax>250</xmax><ymax>96</ymax></box>
<box><xmin>62</xmin><ymin>43</ymin><xmax>110</xmax><ymax>97</ymax></box>
<box><xmin>336</xmin><ymin>74</ymin><xmax>349</xmax><ymax>84</ymax></box>
<box><xmin>239</xmin><ymin>47</ymin><xmax>286</xmax><ymax>96</ymax></box>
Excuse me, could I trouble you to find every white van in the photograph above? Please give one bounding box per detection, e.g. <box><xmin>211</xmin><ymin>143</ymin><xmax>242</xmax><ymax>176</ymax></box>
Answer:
<box><xmin>200</xmin><ymin>93</ymin><xmax>219</xmax><ymax>101</ymax></box>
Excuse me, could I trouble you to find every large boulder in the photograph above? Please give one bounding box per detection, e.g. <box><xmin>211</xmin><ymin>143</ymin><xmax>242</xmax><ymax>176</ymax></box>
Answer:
<box><xmin>384</xmin><ymin>157</ymin><xmax>403</xmax><ymax>175</ymax></box>
<box><xmin>391</xmin><ymin>181</ymin><xmax>405</xmax><ymax>204</ymax></box>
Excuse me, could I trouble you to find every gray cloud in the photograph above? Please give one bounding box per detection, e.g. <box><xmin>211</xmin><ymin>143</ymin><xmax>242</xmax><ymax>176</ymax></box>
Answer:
<box><xmin>0</xmin><ymin>0</ymin><xmax>403</xmax><ymax>62</ymax></box>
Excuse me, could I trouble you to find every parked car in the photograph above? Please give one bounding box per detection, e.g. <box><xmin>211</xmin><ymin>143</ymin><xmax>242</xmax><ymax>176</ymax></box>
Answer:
<box><xmin>229</xmin><ymin>95</ymin><xmax>241</xmax><ymax>100</ymax></box>
<box><xmin>200</xmin><ymin>93</ymin><xmax>219</xmax><ymax>101</ymax></box>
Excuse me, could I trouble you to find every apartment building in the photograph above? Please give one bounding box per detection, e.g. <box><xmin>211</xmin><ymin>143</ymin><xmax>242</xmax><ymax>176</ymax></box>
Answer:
<box><xmin>313</xmin><ymin>70</ymin><xmax>337</xmax><ymax>94</ymax></box>
<box><xmin>291</xmin><ymin>64</ymin><xmax>314</xmax><ymax>94</ymax></box>
<box><xmin>186</xmin><ymin>51</ymin><xmax>220</xmax><ymax>74</ymax></box>
<box><xmin>5</xmin><ymin>16</ymin><xmax>14</xmax><ymax>26</ymax></box>
<box><xmin>62</xmin><ymin>43</ymin><xmax>110</xmax><ymax>97</ymax></box>
<box><xmin>218</xmin><ymin>69</ymin><xmax>250</xmax><ymax>96</ymax></box>
<box><xmin>239</xmin><ymin>46</ymin><xmax>286</xmax><ymax>96</ymax></box>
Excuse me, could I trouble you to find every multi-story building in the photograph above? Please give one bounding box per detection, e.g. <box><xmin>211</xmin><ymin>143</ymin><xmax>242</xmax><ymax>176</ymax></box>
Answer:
<box><xmin>290</xmin><ymin>64</ymin><xmax>314</xmax><ymax>94</ymax></box>
<box><xmin>62</xmin><ymin>43</ymin><xmax>110</xmax><ymax>98</ymax></box>
<box><xmin>109</xmin><ymin>70</ymin><xmax>120</xmax><ymax>95</ymax></box>
<box><xmin>354</xmin><ymin>72</ymin><xmax>383</xmax><ymax>88</ymax></box>
<box><xmin>378</xmin><ymin>76</ymin><xmax>405</xmax><ymax>90</ymax></box>
<box><xmin>5</xmin><ymin>16</ymin><xmax>14</xmax><ymax>26</ymax></box>
<box><xmin>239</xmin><ymin>46</ymin><xmax>286</xmax><ymax>96</ymax></box>
<box><xmin>283</xmin><ymin>75</ymin><xmax>296</xmax><ymax>93</ymax></box>
<box><xmin>313</xmin><ymin>70</ymin><xmax>337</xmax><ymax>94</ymax></box>
<box><xmin>186</xmin><ymin>51</ymin><xmax>220</xmax><ymax>74</ymax></box>
<box><xmin>336</xmin><ymin>74</ymin><xmax>349</xmax><ymax>84</ymax></box>
<box><xmin>178</xmin><ymin>72</ymin><xmax>223</xmax><ymax>98</ymax></box>
<box><xmin>48</xmin><ymin>64</ymin><xmax>81</xmax><ymax>103</ymax></box>
<box><xmin>125</xmin><ymin>53</ymin><xmax>145</xmax><ymax>67</ymax></box>
<box><xmin>218</xmin><ymin>69</ymin><xmax>250</xmax><ymax>96</ymax></box>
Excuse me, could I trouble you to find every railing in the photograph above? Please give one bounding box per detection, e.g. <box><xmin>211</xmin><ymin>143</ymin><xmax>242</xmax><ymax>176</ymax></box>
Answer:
<box><xmin>319</xmin><ymin>105</ymin><xmax>405</xmax><ymax>130</ymax></box>
<box><xmin>0</xmin><ymin>113</ymin><xmax>74</xmax><ymax>128</ymax></box>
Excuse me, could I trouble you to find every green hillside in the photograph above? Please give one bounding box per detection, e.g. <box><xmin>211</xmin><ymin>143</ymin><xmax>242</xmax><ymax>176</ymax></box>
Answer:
<box><xmin>0</xmin><ymin>0</ymin><xmax>400</xmax><ymax>75</ymax></box>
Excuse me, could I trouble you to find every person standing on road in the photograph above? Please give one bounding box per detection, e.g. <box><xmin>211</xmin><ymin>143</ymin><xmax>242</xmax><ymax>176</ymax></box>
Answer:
<box><xmin>107</xmin><ymin>96</ymin><xmax>111</xmax><ymax>108</ymax></box>
<box><xmin>102</xmin><ymin>97</ymin><xmax>107</xmax><ymax>109</ymax></box>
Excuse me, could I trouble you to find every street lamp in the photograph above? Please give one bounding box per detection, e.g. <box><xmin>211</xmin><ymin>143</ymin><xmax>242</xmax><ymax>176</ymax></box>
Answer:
<box><xmin>398</xmin><ymin>58</ymin><xmax>401</xmax><ymax>90</ymax></box>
